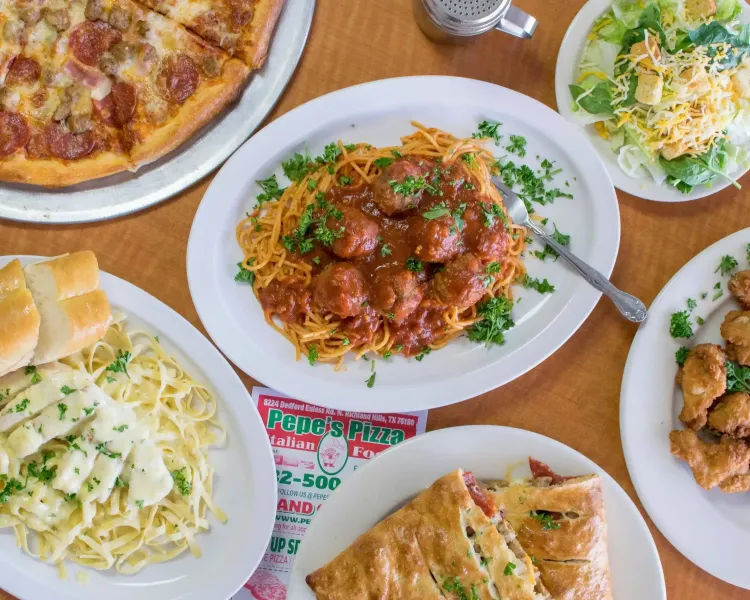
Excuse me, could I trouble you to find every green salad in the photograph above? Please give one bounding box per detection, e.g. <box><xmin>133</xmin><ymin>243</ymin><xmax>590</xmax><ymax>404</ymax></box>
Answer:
<box><xmin>570</xmin><ymin>0</ymin><xmax>750</xmax><ymax>193</ymax></box>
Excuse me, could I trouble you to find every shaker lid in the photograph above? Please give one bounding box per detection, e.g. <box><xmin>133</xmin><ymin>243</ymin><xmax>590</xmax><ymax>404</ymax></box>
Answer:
<box><xmin>421</xmin><ymin>0</ymin><xmax>513</xmax><ymax>36</ymax></box>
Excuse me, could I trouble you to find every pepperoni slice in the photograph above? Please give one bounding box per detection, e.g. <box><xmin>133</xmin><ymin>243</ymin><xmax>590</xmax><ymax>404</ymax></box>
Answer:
<box><xmin>0</xmin><ymin>112</ymin><xmax>30</xmax><ymax>157</ymax></box>
<box><xmin>159</xmin><ymin>54</ymin><xmax>200</xmax><ymax>105</ymax></box>
<box><xmin>5</xmin><ymin>56</ymin><xmax>41</xmax><ymax>86</ymax></box>
<box><xmin>44</xmin><ymin>123</ymin><xmax>95</xmax><ymax>160</ymax></box>
<box><xmin>69</xmin><ymin>21</ymin><xmax>121</xmax><ymax>67</ymax></box>
<box><xmin>462</xmin><ymin>471</ymin><xmax>497</xmax><ymax>517</ymax></box>
<box><xmin>94</xmin><ymin>81</ymin><xmax>136</xmax><ymax>128</ymax></box>
<box><xmin>528</xmin><ymin>457</ymin><xmax>573</xmax><ymax>485</ymax></box>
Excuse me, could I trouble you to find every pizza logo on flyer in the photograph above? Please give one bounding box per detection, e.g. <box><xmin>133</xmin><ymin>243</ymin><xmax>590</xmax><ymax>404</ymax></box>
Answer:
<box><xmin>317</xmin><ymin>432</ymin><xmax>348</xmax><ymax>475</ymax></box>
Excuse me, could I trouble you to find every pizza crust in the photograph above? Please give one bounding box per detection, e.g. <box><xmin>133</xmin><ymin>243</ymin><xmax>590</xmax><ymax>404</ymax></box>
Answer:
<box><xmin>128</xmin><ymin>58</ymin><xmax>250</xmax><ymax>166</ymax></box>
<box><xmin>0</xmin><ymin>151</ymin><xmax>135</xmax><ymax>188</ymax></box>
<box><xmin>236</xmin><ymin>0</ymin><xmax>286</xmax><ymax>68</ymax></box>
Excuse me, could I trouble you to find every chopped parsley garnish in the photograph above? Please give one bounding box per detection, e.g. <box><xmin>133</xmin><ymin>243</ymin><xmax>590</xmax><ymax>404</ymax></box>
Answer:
<box><xmin>422</xmin><ymin>203</ymin><xmax>450</xmax><ymax>220</ymax></box>
<box><xmin>697</xmin><ymin>316</ymin><xmax>705</xmax><ymax>325</ymax></box>
<box><xmin>339</xmin><ymin>175</ymin><xmax>352</xmax><ymax>186</ymax></box>
<box><xmin>114</xmin><ymin>477</ymin><xmax>125</xmax><ymax>488</ymax></box>
<box><xmin>255</xmin><ymin>174</ymin><xmax>286</xmax><ymax>206</ymax></box>
<box><xmin>307</xmin><ymin>347</ymin><xmax>318</xmax><ymax>366</ymax></box>
<box><xmin>60</xmin><ymin>386</ymin><xmax>76</xmax><ymax>396</ymax></box>
<box><xmin>713</xmin><ymin>281</ymin><xmax>724</xmax><ymax>301</ymax></box>
<box><xmin>171</xmin><ymin>467</ymin><xmax>192</xmax><ymax>496</ymax></box>
<box><xmin>234</xmin><ymin>259</ymin><xmax>256</xmax><ymax>285</ymax></box>
<box><xmin>383</xmin><ymin>350</ymin><xmax>393</xmax><ymax>359</ymax></box>
<box><xmin>57</xmin><ymin>402</ymin><xmax>68</xmax><ymax>421</ymax></box>
<box><xmin>307</xmin><ymin>178</ymin><xmax>317</xmax><ymax>191</ymax></box>
<box><xmin>106</xmin><ymin>376</ymin><xmax>116</xmax><ymax>384</ymax></box>
<box><xmin>727</xmin><ymin>361</ymin><xmax>750</xmax><ymax>393</ymax></box>
<box><xmin>83</xmin><ymin>407</ymin><xmax>95</xmax><ymax>416</ymax></box>
<box><xmin>391</xmin><ymin>150</ymin><xmax>403</xmax><ymax>158</ymax></box>
<box><xmin>415</xmin><ymin>347</ymin><xmax>431</xmax><ymax>361</ymax></box>
<box><xmin>282</xmin><ymin>152</ymin><xmax>312</xmax><ymax>182</ymax></box>
<box><xmin>27</xmin><ymin>454</ymin><xmax>57</xmax><ymax>484</ymax></box>
<box><xmin>522</xmin><ymin>274</ymin><xmax>555</xmax><ymax>293</ymax></box>
<box><xmin>63</xmin><ymin>493</ymin><xmax>78</xmax><ymax>505</ymax></box>
<box><xmin>316</xmin><ymin>143</ymin><xmax>342</xmax><ymax>166</ymax></box>
<box><xmin>746</xmin><ymin>243</ymin><xmax>750</xmax><ymax>264</ymax></box>
<box><xmin>365</xmin><ymin>372</ymin><xmax>376</xmax><ymax>388</ymax></box>
<box><xmin>135</xmin><ymin>499</ymin><xmax>144</xmax><ymax>510</ymax></box>
<box><xmin>342</xmin><ymin>337</ymin><xmax>350</xmax><ymax>346</ymax></box>
<box><xmin>0</xmin><ymin>477</ymin><xmax>24</xmax><ymax>504</ymax></box>
<box><xmin>530</xmin><ymin>510</ymin><xmax>561</xmax><ymax>530</ymax></box>
<box><xmin>25</xmin><ymin>366</ymin><xmax>42</xmax><ymax>384</ymax></box>
<box><xmin>113</xmin><ymin>424</ymin><xmax>129</xmax><ymax>433</ymax></box>
<box><xmin>675</xmin><ymin>346</ymin><xmax>690</xmax><ymax>367</ymax></box>
<box><xmin>473</xmin><ymin>120</ymin><xmax>503</xmax><ymax>145</ymax></box>
<box><xmin>380</xmin><ymin>243</ymin><xmax>392</xmax><ymax>257</ymax></box>
<box><xmin>497</xmin><ymin>159</ymin><xmax>572</xmax><ymax>210</ymax></box>
<box><xmin>389</xmin><ymin>175</ymin><xmax>432</xmax><ymax>197</ymax></box>
<box><xmin>405</xmin><ymin>257</ymin><xmax>424</xmax><ymax>273</ymax></box>
<box><xmin>461</xmin><ymin>153</ymin><xmax>477</xmax><ymax>168</ymax></box>
<box><xmin>95</xmin><ymin>443</ymin><xmax>122</xmax><ymax>459</ymax></box>
<box><xmin>505</xmin><ymin>135</ymin><xmax>527</xmax><ymax>157</ymax></box>
<box><xmin>463</xmin><ymin>181</ymin><xmax>475</xmax><ymax>190</ymax></box>
<box><xmin>453</xmin><ymin>203</ymin><xmax>467</xmax><ymax>231</ymax></box>
<box><xmin>483</xmin><ymin>262</ymin><xmax>501</xmax><ymax>288</ymax></box>
<box><xmin>374</xmin><ymin>157</ymin><xmax>394</xmax><ymax>169</ymax></box>
<box><xmin>716</xmin><ymin>255</ymin><xmax>738</xmax><ymax>276</ymax></box>
<box><xmin>504</xmin><ymin>562</ymin><xmax>517</xmax><ymax>576</ymax></box>
<box><xmin>534</xmin><ymin>224</ymin><xmax>570</xmax><ymax>261</ymax></box>
<box><xmin>480</xmin><ymin>202</ymin><xmax>508</xmax><ymax>228</ymax></box>
<box><xmin>687</xmin><ymin>298</ymin><xmax>697</xmax><ymax>311</ymax></box>
<box><xmin>442</xmin><ymin>576</ymin><xmax>478</xmax><ymax>600</ymax></box>
<box><xmin>669</xmin><ymin>311</ymin><xmax>693</xmax><ymax>338</ymax></box>
<box><xmin>13</xmin><ymin>398</ymin><xmax>29</xmax><ymax>413</ymax></box>
<box><xmin>105</xmin><ymin>350</ymin><xmax>132</xmax><ymax>379</ymax></box>
<box><xmin>282</xmin><ymin>203</ymin><xmax>315</xmax><ymax>254</ymax></box>
<box><xmin>467</xmin><ymin>296</ymin><xmax>515</xmax><ymax>347</ymax></box>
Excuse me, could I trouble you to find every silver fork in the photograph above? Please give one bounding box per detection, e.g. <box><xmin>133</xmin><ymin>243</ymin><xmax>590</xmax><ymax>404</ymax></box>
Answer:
<box><xmin>491</xmin><ymin>176</ymin><xmax>647</xmax><ymax>323</ymax></box>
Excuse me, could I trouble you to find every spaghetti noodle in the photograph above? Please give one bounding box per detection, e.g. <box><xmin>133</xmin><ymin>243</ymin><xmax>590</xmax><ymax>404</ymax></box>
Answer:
<box><xmin>236</xmin><ymin>122</ymin><xmax>527</xmax><ymax>369</ymax></box>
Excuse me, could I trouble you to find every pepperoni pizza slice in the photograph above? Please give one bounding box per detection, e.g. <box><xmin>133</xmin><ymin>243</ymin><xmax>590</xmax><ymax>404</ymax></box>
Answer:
<box><xmin>131</xmin><ymin>0</ymin><xmax>284</xmax><ymax>67</ymax></box>
<box><xmin>0</xmin><ymin>0</ymin><xmax>250</xmax><ymax>187</ymax></box>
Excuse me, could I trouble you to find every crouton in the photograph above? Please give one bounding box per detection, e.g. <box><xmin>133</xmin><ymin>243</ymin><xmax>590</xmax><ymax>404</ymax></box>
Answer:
<box><xmin>732</xmin><ymin>66</ymin><xmax>750</xmax><ymax>98</ymax></box>
<box><xmin>631</xmin><ymin>37</ymin><xmax>662</xmax><ymax>62</ymax></box>
<box><xmin>635</xmin><ymin>73</ymin><xmax>664</xmax><ymax>105</ymax></box>
<box><xmin>679</xmin><ymin>66</ymin><xmax>711</xmax><ymax>95</ymax></box>
<box><xmin>685</xmin><ymin>0</ymin><xmax>716</xmax><ymax>20</ymax></box>
<box><xmin>661</xmin><ymin>142</ymin><xmax>687</xmax><ymax>161</ymax></box>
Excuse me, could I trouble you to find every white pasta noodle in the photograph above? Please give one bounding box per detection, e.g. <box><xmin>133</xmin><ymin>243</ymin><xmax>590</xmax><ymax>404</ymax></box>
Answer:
<box><xmin>0</xmin><ymin>316</ymin><xmax>227</xmax><ymax>575</ymax></box>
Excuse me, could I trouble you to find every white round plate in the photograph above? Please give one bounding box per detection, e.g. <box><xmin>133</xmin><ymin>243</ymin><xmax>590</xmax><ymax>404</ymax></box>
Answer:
<box><xmin>286</xmin><ymin>425</ymin><xmax>666</xmax><ymax>599</ymax></box>
<box><xmin>187</xmin><ymin>76</ymin><xmax>620</xmax><ymax>412</ymax></box>
<box><xmin>621</xmin><ymin>228</ymin><xmax>750</xmax><ymax>589</ymax></box>
<box><xmin>555</xmin><ymin>0</ymin><xmax>750</xmax><ymax>202</ymax></box>
<box><xmin>0</xmin><ymin>256</ymin><xmax>277</xmax><ymax>600</ymax></box>
<box><xmin>0</xmin><ymin>0</ymin><xmax>314</xmax><ymax>224</ymax></box>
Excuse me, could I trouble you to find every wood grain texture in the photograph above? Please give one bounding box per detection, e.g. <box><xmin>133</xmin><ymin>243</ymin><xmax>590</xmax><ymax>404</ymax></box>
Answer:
<box><xmin>0</xmin><ymin>0</ymin><xmax>747</xmax><ymax>597</ymax></box>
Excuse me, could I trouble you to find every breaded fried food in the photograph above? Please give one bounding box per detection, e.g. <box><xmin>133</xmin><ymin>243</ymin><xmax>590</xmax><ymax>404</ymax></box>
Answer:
<box><xmin>669</xmin><ymin>429</ymin><xmax>750</xmax><ymax>491</ymax></box>
<box><xmin>729</xmin><ymin>270</ymin><xmax>750</xmax><ymax>310</ymax></box>
<box><xmin>708</xmin><ymin>393</ymin><xmax>750</xmax><ymax>438</ymax></box>
<box><xmin>679</xmin><ymin>344</ymin><xmax>727</xmax><ymax>430</ymax></box>
<box><xmin>721</xmin><ymin>311</ymin><xmax>750</xmax><ymax>366</ymax></box>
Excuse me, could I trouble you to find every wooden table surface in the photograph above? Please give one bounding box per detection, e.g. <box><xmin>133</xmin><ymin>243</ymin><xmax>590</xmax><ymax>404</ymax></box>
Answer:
<box><xmin>1</xmin><ymin>0</ymin><xmax>748</xmax><ymax>598</ymax></box>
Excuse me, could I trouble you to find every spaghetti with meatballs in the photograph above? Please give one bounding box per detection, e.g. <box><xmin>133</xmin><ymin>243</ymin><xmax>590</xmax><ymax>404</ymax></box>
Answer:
<box><xmin>236</xmin><ymin>123</ymin><xmax>527</xmax><ymax>368</ymax></box>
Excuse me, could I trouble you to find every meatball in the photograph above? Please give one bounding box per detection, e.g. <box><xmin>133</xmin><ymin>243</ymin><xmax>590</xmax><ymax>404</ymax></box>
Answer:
<box><xmin>409</xmin><ymin>214</ymin><xmax>460</xmax><ymax>263</ymax></box>
<box><xmin>328</xmin><ymin>205</ymin><xmax>379</xmax><ymax>259</ymax></box>
<box><xmin>370</xmin><ymin>268</ymin><xmax>425</xmax><ymax>323</ymax></box>
<box><xmin>372</xmin><ymin>159</ymin><xmax>430</xmax><ymax>216</ymax></box>
<box><xmin>431</xmin><ymin>253</ymin><xmax>485</xmax><ymax>308</ymax></box>
<box><xmin>258</xmin><ymin>279</ymin><xmax>310</xmax><ymax>324</ymax></box>
<box><xmin>464</xmin><ymin>203</ymin><xmax>509</xmax><ymax>262</ymax></box>
<box><xmin>313</xmin><ymin>263</ymin><xmax>367</xmax><ymax>318</ymax></box>
<box><xmin>729</xmin><ymin>270</ymin><xmax>750</xmax><ymax>309</ymax></box>
<box><xmin>339</xmin><ymin>309</ymin><xmax>380</xmax><ymax>347</ymax></box>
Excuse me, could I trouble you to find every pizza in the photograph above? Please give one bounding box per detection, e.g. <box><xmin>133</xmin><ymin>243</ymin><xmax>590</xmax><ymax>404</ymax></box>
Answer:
<box><xmin>0</xmin><ymin>0</ymin><xmax>283</xmax><ymax>187</ymax></box>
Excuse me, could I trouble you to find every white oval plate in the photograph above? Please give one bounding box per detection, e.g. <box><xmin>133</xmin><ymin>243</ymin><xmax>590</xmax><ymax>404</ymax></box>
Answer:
<box><xmin>0</xmin><ymin>256</ymin><xmax>277</xmax><ymax>600</ymax></box>
<box><xmin>555</xmin><ymin>0</ymin><xmax>750</xmax><ymax>202</ymax></box>
<box><xmin>187</xmin><ymin>76</ymin><xmax>620</xmax><ymax>413</ymax></box>
<box><xmin>621</xmin><ymin>228</ymin><xmax>750</xmax><ymax>589</ymax></box>
<box><xmin>286</xmin><ymin>425</ymin><xmax>666</xmax><ymax>599</ymax></box>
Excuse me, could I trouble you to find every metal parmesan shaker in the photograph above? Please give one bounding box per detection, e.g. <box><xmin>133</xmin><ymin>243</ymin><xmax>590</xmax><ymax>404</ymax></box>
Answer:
<box><xmin>413</xmin><ymin>0</ymin><xmax>537</xmax><ymax>42</ymax></box>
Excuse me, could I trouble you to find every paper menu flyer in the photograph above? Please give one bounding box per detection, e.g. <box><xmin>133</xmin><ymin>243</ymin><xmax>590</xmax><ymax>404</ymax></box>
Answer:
<box><xmin>234</xmin><ymin>387</ymin><xmax>428</xmax><ymax>600</ymax></box>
